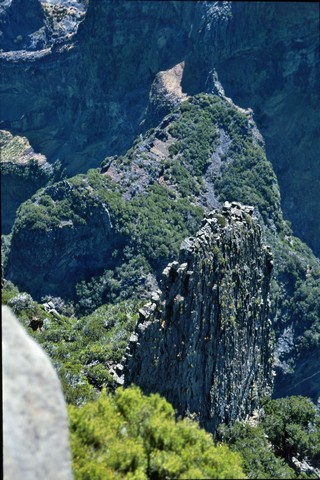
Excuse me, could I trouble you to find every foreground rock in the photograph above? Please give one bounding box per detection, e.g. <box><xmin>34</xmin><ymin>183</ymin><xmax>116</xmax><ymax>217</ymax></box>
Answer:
<box><xmin>123</xmin><ymin>202</ymin><xmax>274</xmax><ymax>434</ymax></box>
<box><xmin>2</xmin><ymin>305</ymin><xmax>73</xmax><ymax>480</ymax></box>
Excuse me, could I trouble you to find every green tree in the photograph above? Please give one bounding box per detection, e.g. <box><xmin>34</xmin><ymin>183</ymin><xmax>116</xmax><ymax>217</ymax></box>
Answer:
<box><xmin>219</xmin><ymin>422</ymin><xmax>296</xmax><ymax>479</ymax></box>
<box><xmin>69</xmin><ymin>386</ymin><xmax>245</xmax><ymax>479</ymax></box>
<box><xmin>262</xmin><ymin>396</ymin><xmax>319</xmax><ymax>463</ymax></box>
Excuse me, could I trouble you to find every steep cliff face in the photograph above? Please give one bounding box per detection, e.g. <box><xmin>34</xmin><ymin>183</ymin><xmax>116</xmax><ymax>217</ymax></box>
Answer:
<box><xmin>0</xmin><ymin>0</ymin><xmax>195</xmax><ymax>173</ymax></box>
<box><xmin>0</xmin><ymin>0</ymin><xmax>88</xmax><ymax>52</ymax></box>
<box><xmin>270</xmin><ymin>235</ymin><xmax>320</xmax><ymax>401</ymax></box>
<box><xmin>123</xmin><ymin>202</ymin><xmax>274</xmax><ymax>434</ymax></box>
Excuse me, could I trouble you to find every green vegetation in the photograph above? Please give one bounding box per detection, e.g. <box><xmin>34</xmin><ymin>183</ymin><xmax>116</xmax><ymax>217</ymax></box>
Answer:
<box><xmin>128</xmin><ymin>182</ymin><xmax>203</xmax><ymax>264</ymax></box>
<box><xmin>13</xmin><ymin>172</ymin><xmax>113</xmax><ymax>232</ymax></box>
<box><xmin>15</xmin><ymin>167</ymin><xmax>203</xmax><ymax>261</ymax></box>
<box><xmin>262</xmin><ymin>396</ymin><xmax>320</xmax><ymax>467</ymax></box>
<box><xmin>14</xmin><ymin>192</ymin><xmax>85</xmax><ymax>231</ymax></box>
<box><xmin>75</xmin><ymin>250</ymin><xmax>150</xmax><ymax>314</ymax></box>
<box><xmin>3</xmin><ymin>91</ymin><xmax>320</xmax><ymax>480</ymax></box>
<box><xmin>0</xmin><ymin>130</ymin><xmax>36</xmax><ymax>164</ymax></box>
<box><xmin>219</xmin><ymin>396</ymin><xmax>320</xmax><ymax>479</ymax></box>
<box><xmin>12</xmin><ymin>168</ymin><xmax>202</xmax><ymax>313</ymax></box>
<box><xmin>83</xmin><ymin>170</ymin><xmax>203</xmax><ymax>265</ymax></box>
<box><xmin>0</xmin><ymin>158</ymin><xmax>50</xmax><ymax>181</ymax></box>
<box><xmin>162</xmin><ymin>160</ymin><xmax>201</xmax><ymax>197</ymax></box>
<box><xmin>219</xmin><ymin>422</ymin><xmax>296</xmax><ymax>479</ymax></box>
<box><xmin>3</xmin><ymin>279</ymin><xmax>319</xmax><ymax>478</ymax></box>
<box><xmin>2</xmin><ymin>280</ymin><xmax>142</xmax><ymax>405</ymax></box>
<box><xmin>168</xmin><ymin>94</ymin><xmax>282</xmax><ymax>226</ymax></box>
<box><xmin>0</xmin><ymin>130</ymin><xmax>64</xmax><ymax>184</ymax></box>
<box><xmin>69</xmin><ymin>386</ymin><xmax>245</xmax><ymax>480</ymax></box>
<box><xmin>269</xmin><ymin>232</ymin><xmax>320</xmax><ymax>397</ymax></box>
<box><xmin>74</xmin><ymin>170</ymin><xmax>201</xmax><ymax>310</ymax></box>
<box><xmin>169</xmin><ymin>100</ymin><xmax>219</xmax><ymax>176</ymax></box>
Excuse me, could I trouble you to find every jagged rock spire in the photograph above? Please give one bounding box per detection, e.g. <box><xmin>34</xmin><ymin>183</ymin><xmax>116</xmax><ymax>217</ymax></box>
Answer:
<box><xmin>121</xmin><ymin>202</ymin><xmax>274</xmax><ymax>433</ymax></box>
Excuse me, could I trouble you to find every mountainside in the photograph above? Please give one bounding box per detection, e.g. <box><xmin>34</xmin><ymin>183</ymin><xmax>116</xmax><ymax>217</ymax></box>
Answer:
<box><xmin>4</xmin><ymin>89</ymin><xmax>319</xmax><ymax>402</ymax></box>
<box><xmin>0</xmin><ymin>1</ymin><xmax>319</xmax><ymax>254</ymax></box>
<box><xmin>1</xmin><ymin>2</ymin><xmax>320</xmax><ymax>477</ymax></box>
<box><xmin>4</xmin><ymin>91</ymin><xmax>276</xmax><ymax>304</ymax></box>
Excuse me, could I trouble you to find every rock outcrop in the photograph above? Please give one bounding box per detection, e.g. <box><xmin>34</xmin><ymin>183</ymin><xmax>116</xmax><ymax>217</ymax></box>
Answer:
<box><xmin>2</xmin><ymin>305</ymin><xmax>73</xmax><ymax>480</ymax></box>
<box><xmin>0</xmin><ymin>129</ymin><xmax>53</xmax><ymax>234</ymax></box>
<box><xmin>4</xmin><ymin>177</ymin><xmax>124</xmax><ymax>300</ymax></box>
<box><xmin>0</xmin><ymin>0</ymin><xmax>88</xmax><ymax>52</ymax></box>
<box><xmin>142</xmin><ymin>61</ymin><xmax>188</xmax><ymax>131</ymax></box>
<box><xmin>123</xmin><ymin>202</ymin><xmax>274</xmax><ymax>433</ymax></box>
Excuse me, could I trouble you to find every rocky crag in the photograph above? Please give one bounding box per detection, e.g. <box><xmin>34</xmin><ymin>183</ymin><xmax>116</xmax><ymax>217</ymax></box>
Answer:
<box><xmin>121</xmin><ymin>202</ymin><xmax>274</xmax><ymax>434</ymax></box>
<box><xmin>0</xmin><ymin>0</ymin><xmax>88</xmax><ymax>52</ymax></box>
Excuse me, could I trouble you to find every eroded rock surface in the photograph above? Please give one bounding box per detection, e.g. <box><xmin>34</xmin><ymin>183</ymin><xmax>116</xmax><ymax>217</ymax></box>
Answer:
<box><xmin>123</xmin><ymin>202</ymin><xmax>274</xmax><ymax>433</ymax></box>
<box><xmin>0</xmin><ymin>0</ymin><xmax>88</xmax><ymax>52</ymax></box>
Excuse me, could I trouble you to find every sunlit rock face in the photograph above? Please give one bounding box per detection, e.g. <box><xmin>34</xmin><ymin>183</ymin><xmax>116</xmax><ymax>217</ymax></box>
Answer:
<box><xmin>0</xmin><ymin>129</ymin><xmax>53</xmax><ymax>234</ymax></box>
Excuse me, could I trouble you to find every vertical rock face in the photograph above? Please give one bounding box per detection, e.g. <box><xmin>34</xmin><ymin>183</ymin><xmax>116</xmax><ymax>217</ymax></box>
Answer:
<box><xmin>2</xmin><ymin>305</ymin><xmax>73</xmax><ymax>480</ymax></box>
<box><xmin>124</xmin><ymin>202</ymin><xmax>273</xmax><ymax>433</ymax></box>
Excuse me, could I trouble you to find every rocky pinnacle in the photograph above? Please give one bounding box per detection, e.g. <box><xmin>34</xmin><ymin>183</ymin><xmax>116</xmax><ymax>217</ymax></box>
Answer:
<box><xmin>120</xmin><ymin>202</ymin><xmax>274</xmax><ymax>434</ymax></box>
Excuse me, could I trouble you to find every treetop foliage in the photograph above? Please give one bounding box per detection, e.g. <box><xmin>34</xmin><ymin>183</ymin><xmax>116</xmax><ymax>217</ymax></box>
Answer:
<box><xmin>69</xmin><ymin>385</ymin><xmax>245</xmax><ymax>479</ymax></box>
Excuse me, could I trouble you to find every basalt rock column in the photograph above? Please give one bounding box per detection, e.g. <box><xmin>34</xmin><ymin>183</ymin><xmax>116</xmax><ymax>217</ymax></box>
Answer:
<box><xmin>123</xmin><ymin>202</ymin><xmax>274</xmax><ymax>433</ymax></box>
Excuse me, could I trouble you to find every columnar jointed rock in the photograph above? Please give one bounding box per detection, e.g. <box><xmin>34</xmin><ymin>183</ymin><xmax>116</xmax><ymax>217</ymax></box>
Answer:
<box><xmin>2</xmin><ymin>306</ymin><xmax>73</xmax><ymax>480</ymax></box>
<box><xmin>123</xmin><ymin>202</ymin><xmax>274</xmax><ymax>434</ymax></box>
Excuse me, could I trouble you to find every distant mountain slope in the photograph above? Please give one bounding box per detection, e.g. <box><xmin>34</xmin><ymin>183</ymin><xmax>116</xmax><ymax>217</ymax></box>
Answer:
<box><xmin>0</xmin><ymin>1</ymin><xmax>318</xmax><ymax>254</ymax></box>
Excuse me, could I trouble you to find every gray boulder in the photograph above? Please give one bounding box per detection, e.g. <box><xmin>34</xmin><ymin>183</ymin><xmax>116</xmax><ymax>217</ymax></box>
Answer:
<box><xmin>2</xmin><ymin>305</ymin><xmax>73</xmax><ymax>480</ymax></box>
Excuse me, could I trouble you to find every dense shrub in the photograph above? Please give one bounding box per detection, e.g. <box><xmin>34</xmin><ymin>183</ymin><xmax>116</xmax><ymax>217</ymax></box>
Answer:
<box><xmin>219</xmin><ymin>422</ymin><xmax>296</xmax><ymax>479</ymax></box>
<box><xmin>2</xmin><ymin>281</ymin><xmax>142</xmax><ymax>405</ymax></box>
<box><xmin>219</xmin><ymin>396</ymin><xmax>320</xmax><ymax>478</ymax></box>
<box><xmin>262</xmin><ymin>396</ymin><xmax>320</xmax><ymax>466</ymax></box>
<box><xmin>167</xmin><ymin>94</ymin><xmax>282</xmax><ymax>226</ymax></box>
<box><xmin>69</xmin><ymin>386</ymin><xmax>245</xmax><ymax>479</ymax></box>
